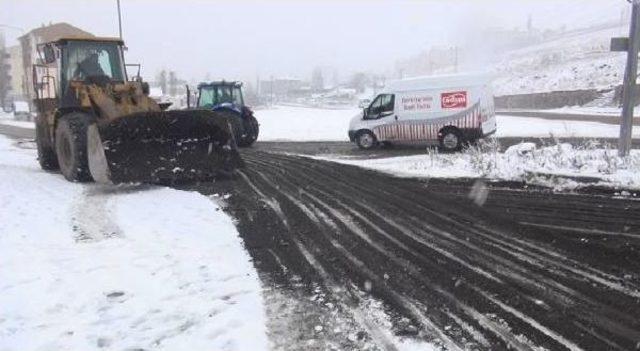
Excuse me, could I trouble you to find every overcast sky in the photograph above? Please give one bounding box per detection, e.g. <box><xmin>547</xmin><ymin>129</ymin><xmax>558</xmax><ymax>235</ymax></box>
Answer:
<box><xmin>1</xmin><ymin>0</ymin><xmax>628</xmax><ymax>83</ymax></box>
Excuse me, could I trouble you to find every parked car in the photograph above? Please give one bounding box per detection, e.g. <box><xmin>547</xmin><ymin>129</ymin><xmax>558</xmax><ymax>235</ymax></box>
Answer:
<box><xmin>12</xmin><ymin>101</ymin><xmax>31</xmax><ymax>121</ymax></box>
<box><xmin>348</xmin><ymin>73</ymin><xmax>496</xmax><ymax>151</ymax></box>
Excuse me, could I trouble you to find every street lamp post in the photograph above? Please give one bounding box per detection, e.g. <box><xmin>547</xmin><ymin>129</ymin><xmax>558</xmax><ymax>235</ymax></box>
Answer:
<box><xmin>117</xmin><ymin>0</ymin><xmax>123</xmax><ymax>40</ymax></box>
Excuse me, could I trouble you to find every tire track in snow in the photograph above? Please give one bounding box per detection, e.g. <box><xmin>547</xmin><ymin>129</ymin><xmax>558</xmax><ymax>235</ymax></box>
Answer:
<box><xmin>187</xmin><ymin>150</ymin><xmax>640</xmax><ymax>350</ymax></box>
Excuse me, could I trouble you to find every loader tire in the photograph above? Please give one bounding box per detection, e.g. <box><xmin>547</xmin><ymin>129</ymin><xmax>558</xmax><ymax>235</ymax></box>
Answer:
<box><xmin>36</xmin><ymin>119</ymin><xmax>59</xmax><ymax>170</ymax></box>
<box><xmin>238</xmin><ymin>115</ymin><xmax>259</xmax><ymax>147</ymax></box>
<box><xmin>55</xmin><ymin>113</ymin><xmax>93</xmax><ymax>182</ymax></box>
<box><xmin>216</xmin><ymin>110</ymin><xmax>244</xmax><ymax>146</ymax></box>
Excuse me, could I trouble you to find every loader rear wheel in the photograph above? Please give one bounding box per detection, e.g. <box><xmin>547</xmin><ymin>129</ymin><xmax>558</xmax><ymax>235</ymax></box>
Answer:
<box><xmin>55</xmin><ymin>113</ymin><xmax>93</xmax><ymax>182</ymax></box>
<box><xmin>36</xmin><ymin>119</ymin><xmax>59</xmax><ymax>170</ymax></box>
<box><xmin>238</xmin><ymin>115</ymin><xmax>259</xmax><ymax>147</ymax></box>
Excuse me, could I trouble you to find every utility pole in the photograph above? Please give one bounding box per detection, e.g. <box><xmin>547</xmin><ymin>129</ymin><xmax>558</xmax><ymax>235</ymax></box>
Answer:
<box><xmin>116</xmin><ymin>0</ymin><xmax>123</xmax><ymax>39</ymax></box>
<box><xmin>612</xmin><ymin>0</ymin><xmax>640</xmax><ymax>157</ymax></box>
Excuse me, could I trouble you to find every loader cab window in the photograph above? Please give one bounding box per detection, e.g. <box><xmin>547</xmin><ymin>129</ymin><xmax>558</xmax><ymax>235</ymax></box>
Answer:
<box><xmin>366</xmin><ymin>94</ymin><xmax>395</xmax><ymax>119</ymax></box>
<box><xmin>61</xmin><ymin>41</ymin><xmax>125</xmax><ymax>92</ymax></box>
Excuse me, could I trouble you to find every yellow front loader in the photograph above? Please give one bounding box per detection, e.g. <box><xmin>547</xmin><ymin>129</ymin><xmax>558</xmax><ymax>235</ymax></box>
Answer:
<box><xmin>32</xmin><ymin>37</ymin><xmax>242</xmax><ymax>184</ymax></box>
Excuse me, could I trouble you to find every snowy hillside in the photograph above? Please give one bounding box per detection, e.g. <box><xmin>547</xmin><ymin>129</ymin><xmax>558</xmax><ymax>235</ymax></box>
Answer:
<box><xmin>493</xmin><ymin>25</ymin><xmax>628</xmax><ymax>96</ymax></box>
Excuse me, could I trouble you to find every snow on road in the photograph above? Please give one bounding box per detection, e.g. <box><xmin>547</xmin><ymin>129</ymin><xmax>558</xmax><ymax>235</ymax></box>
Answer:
<box><xmin>256</xmin><ymin>105</ymin><xmax>359</xmax><ymax>141</ymax></box>
<box><xmin>0</xmin><ymin>136</ymin><xmax>268</xmax><ymax>350</ymax></box>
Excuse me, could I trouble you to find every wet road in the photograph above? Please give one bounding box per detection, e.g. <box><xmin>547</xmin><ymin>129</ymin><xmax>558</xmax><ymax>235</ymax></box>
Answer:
<box><xmin>185</xmin><ymin>149</ymin><xmax>640</xmax><ymax>351</ymax></box>
<box><xmin>3</xmin><ymin>124</ymin><xmax>640</xmax><ymax>350</ymax></box>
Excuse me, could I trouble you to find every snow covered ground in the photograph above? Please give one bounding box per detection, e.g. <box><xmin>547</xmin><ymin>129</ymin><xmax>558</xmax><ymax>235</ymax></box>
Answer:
<box><xmin>0</xmin><ymin>119</ymin><xmax>35</xmax><ymax>129</ymax></box>
<box><xmin>256</xmin><ymin>106</ymin><xmax>640</xmax><ymax>141</ymax></box>
<box><xmin>0</xmin><ymin>135</ymin><xmax>268</xmax><ymax>350</ymax></box>
<box><xmin>318</xmin><ymin>141</ymin><xmax>640</xmax><ymax>191</ymax></box>
<box><xmin>0</xmin><ymin>111</ymin><xmax>35</xmax><ymax>129</ymax></box>
<box><xmin>527</xmin><ymin>106</ymin><xmax>640</xmax><ymax>117</ymax></box>
<box><xmin>257</xmin><ymin>105</ymin><xmax>359</xmax><ymax>141</ymax></box>
<box><xmin>496</xmin><ymin>115</ymin><xmax>640</xmax><ymax>138</ymax></box>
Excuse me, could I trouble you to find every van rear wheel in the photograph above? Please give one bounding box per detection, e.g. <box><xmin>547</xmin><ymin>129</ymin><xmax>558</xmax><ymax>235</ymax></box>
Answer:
<box><xmin>356</xmin><ymin>131</ymin><xmax>377</xmax><ymax>150</ymax></box>
<box><xmin>439</xmin><ymin>129</ymin><xmax>463</xmax><ymax>152</ymax></box>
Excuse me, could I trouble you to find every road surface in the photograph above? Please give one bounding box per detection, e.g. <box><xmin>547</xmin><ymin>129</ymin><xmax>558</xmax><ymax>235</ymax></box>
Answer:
<box><xmin>2</xmin><ymin>124</ymin><xmax>640</xmax><ymax>350</ymax></box>
<box><xmin>183</xmin><ymin>149</ymin><xmax>640</xmax><ymax>351</ymax></box>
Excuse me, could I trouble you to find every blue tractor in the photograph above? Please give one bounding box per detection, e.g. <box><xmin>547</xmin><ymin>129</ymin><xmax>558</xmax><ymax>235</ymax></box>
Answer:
<box><xmin>190</xmin><ymin>81</ymin><xmax>259</xmax><ymax>147</ymax></box>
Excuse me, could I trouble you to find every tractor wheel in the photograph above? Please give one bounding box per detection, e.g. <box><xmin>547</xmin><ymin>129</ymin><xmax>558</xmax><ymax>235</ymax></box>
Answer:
<box><xmin>36</xmin><ymin>118</ymin><xmax>59</xmax><ymax>170</ymax></box>
<box><xmin>238</xmin><ymin>115</ymin><xmax>259</xmax><ymax>147</ymax></box>
<box><xmin>55</xmin><ymin>113</ymin><xmax>93</xmax><ymax>182</ymax></box>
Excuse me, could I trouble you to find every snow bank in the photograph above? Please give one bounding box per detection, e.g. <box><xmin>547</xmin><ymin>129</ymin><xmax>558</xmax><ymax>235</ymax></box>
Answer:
<box><xmin>0</xmin><ymin>119</ymin><xmax>35</xmax><ymax>129</ymax></box>
<box><xmin>0</xmin><ymin>136</ymin><xmax>267</xmax><ymax>350</ymax></box>
<box><xmin>257</xmin><ymin>105</ymin><xmax>358</xmax><ymax>141</ymax></box>
<box><xmin>496</xmin><ymin>115</ymin><xmax>640</xmax><ymax>138</ymax></box>
<box><xmin>318</xmin><ymin>141</ymin><xmax>640</xmax><ymax>191</ymax></box>
<box><xmin>530</xmin><ymin>106</ymin><xmax>640</xmax><ymax>117</ymax></box>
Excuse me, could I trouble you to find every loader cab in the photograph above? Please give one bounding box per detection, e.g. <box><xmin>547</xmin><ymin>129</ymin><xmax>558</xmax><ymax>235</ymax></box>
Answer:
<box><xmin>61</xmin><ymin>39</ymin><xmax>126</xmax><ymax>90</ymax></box>
<box><xmin>34</xmin><ymin>38</ymin><xmax>127</xmax><ymax>107</ymax></box>
<box><xmin>196</xmin><ymin>82</ymin><xmax>245</xmax><ymax>109</ymax></box>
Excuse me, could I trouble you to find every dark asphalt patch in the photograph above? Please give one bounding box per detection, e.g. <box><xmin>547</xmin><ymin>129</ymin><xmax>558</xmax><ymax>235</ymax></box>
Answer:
<box><xmin>180</xmin><ymin>149</ymin><xmax>640</xmax><ymax>351</ymax></box>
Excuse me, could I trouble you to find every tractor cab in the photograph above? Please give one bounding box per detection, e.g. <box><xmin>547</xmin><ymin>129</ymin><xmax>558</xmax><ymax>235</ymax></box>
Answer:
<box><xmin>192</xmin><ymin>81</ymin><xmax>259</xmax><ymax>147</ymax></box>
<box><xmin>196</xmin><ymin>81</ymin><xmax>245</xmax><ymax>112</ymax></box>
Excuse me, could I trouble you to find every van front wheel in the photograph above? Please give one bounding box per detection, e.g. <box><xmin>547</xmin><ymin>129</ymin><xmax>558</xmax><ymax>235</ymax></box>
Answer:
<box><xmin>356</xmin><ymin>131</ymin><xmax>377</xmax><ymax>150</ymax></box>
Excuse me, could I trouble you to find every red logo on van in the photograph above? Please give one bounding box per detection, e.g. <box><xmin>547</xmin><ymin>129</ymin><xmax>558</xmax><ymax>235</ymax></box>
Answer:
<box><xmin>441</xmin><ymin>91</ymin><xmax>467</xmax><ymax>109</ymax></box>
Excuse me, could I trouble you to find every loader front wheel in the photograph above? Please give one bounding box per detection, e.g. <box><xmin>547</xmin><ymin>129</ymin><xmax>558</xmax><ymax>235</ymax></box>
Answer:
<box><xmin>55</xmin><ymin>113</ymin><xmax>93</xmax><ymax>182</ymax></box>
<box><xmin>36</xmin><ymin>120</ymin><xmax>59</xmax><ymax>170</ymax></box>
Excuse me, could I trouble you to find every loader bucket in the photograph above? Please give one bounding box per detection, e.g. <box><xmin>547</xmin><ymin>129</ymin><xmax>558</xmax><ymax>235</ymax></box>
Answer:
<box><xmin>88</xmin><ymin>109</ymin><xmax>244</xmax><ymax>184</ymax></box>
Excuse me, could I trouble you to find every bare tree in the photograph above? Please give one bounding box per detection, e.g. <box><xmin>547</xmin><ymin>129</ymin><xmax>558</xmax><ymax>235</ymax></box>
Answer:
<box><xmin>157</xmin><ymin>70</ymin><xmax>167</xmax><ymax>95</ymax></box>
<box><xmin>168</xmin><ymin>71</ymin><xmax>177</xmax><ymax>96</ymax></box>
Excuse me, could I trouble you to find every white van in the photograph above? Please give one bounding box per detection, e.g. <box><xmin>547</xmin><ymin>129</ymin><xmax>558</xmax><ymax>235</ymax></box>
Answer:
<box><xmin>348</xmin><ymin>73</ymin><xmax>496</xmax><ymax>151</ymax></box>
